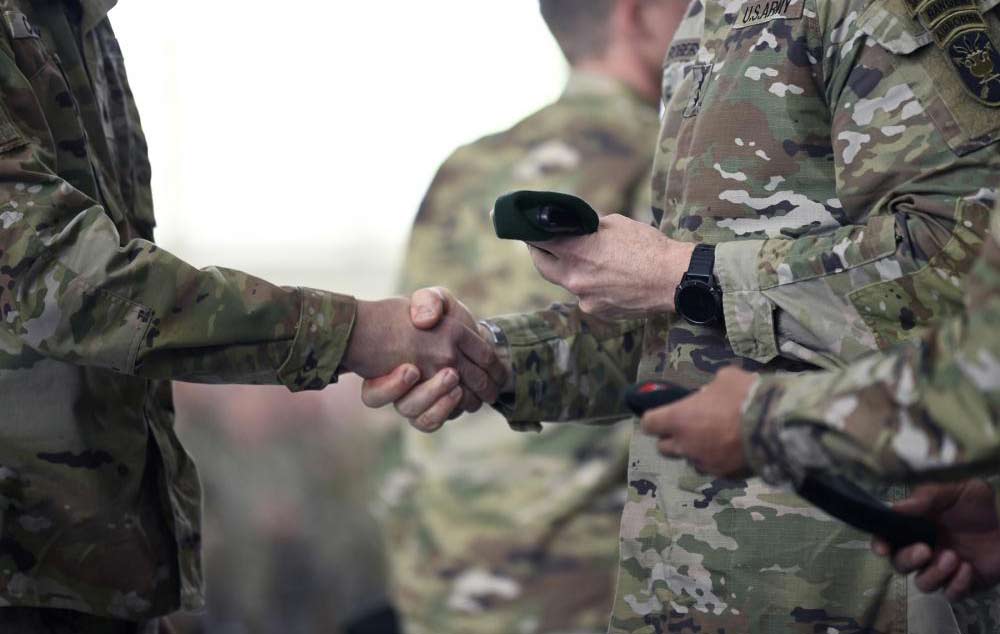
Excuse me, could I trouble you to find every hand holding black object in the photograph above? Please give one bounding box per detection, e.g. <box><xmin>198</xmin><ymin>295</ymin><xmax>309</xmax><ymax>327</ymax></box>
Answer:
<box><xmin>630</xmin><ymin>379</ymin><xmax>938</xmax><ymax>550</ymax></box>
<box><xmin>871</xmin><ymin>480</ymin><xmax>1000</xmax><ymax>601</ymax></box>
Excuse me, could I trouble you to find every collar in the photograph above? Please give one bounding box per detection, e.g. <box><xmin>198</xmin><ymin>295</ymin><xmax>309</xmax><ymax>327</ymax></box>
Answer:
<box><xmin>80</xmin><ymin>0</ymin><xmax>117</xmax><ymax>32</ymax></box>
<box><xmin>562</xmin><ymin>70</ymin><xmax>653</xmax><ymax>106</ymax></box>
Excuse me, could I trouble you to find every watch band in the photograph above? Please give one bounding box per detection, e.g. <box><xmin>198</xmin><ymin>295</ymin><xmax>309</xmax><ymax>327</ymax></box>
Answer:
<box><xmin>479</xmin><ymin>319</ymin><xmax>514</xmax><ymax>395</ymax></box>
<box><xmin>686</xmin><ymin>243</ymin><xmax>716</xmax><ymax>281</ymax></box>
<box><xmin>674</xmin><ymin>243</ymin><xmax>724</xmax><ymax>327</ymax></box>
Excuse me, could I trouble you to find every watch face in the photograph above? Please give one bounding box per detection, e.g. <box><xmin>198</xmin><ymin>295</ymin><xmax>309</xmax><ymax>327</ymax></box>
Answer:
<box><xmin>677</xmin><ymin>284</ymin><xmax>718</xmax><ymax>325</ymax></box>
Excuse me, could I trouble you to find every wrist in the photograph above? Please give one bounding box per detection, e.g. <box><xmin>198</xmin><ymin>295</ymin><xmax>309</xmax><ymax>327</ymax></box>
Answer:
<box><xmin>341</xmin><ymin>299</ymin><xmax>379</xmax><ymax>375</ymax></box>
<box><xmin>478</xmin><ymin>320</ymin><xmax>514</xmax><ymax>394</ymax></box>
<box><xmin>664</xmin><ymin>240</ymin><xmax>697</xmax><ymax>312</ymax></box>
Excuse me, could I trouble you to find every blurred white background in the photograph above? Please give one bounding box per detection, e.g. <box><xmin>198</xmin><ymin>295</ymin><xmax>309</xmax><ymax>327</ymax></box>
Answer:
<box><xmin>110</xmin><ymin>1</ymin><xmax>567</xmax><ymax>296</ymax></box>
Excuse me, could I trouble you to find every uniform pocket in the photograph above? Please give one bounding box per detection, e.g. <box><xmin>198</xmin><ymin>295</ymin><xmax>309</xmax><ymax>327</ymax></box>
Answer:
<box><xmin>848</xmin><ymin>195</ymin><xmax>992</xmax><ymax>348</ymax></box>
<box><xmin>2</xmin><ymin>10</ymin><xmax>101</xmax><ymax>202</ymax></box>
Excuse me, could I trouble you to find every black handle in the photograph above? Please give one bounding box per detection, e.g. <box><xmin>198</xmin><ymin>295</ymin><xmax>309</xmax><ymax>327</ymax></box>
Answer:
<box><xmin>798</xmin><ymin>471</ymin><xmax>937</xmax><ymax>550</ymax></box>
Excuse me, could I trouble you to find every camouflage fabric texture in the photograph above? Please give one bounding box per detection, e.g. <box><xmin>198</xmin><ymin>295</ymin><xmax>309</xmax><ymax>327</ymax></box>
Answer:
<box><xmin>744</xmin><ymin>194</ymin><xmax>1000</xmax><ymax>487</ymax></box>
<box><xmin>386</xmin><ymin>72</ymin><xmax>659</xmax><ymax>634</ymax></box>
<box><xmin>0</xmin><ymin>0</ymin><xmax>356</xmax><ymax>620</ymax></box>
<box><xmin>487</xmin><ymin>0</ymin><xmax>1000</xmax><ymax>632</ymax></box>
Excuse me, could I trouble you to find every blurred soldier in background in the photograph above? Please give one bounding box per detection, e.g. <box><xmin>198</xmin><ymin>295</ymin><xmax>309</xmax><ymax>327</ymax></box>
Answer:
<box><xmin>382</xmin><ymin>2</ymin><xmax>685</xmax><ymax>633</ymax></box>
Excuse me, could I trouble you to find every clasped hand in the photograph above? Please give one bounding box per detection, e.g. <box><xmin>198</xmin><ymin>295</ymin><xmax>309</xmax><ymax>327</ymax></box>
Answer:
<box><xmin>341</xmin><ymin>290</ymin><xmax>506</xmax><ymax>428</ymax></box>
<box><xmin>347</xmin><ymin>288</ymin><xmax>505</xmax><ymax>432</ymax></box>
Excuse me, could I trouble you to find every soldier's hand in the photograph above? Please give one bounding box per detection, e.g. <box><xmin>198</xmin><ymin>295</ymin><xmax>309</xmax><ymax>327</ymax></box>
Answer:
<box><xmin>870</xmin><ymin>480</ymin><xmax>1000</xmax><ymax>601</ymax></box>
<box><xmin>359</xmin><ymin>288</ymin><xmax>510</xmax><ymax>431</ymax></box>
<box><xmin>362</xmin><ymin>365</ymin><xmax>473</xmax><ymax>432</ymax></box>
<box><xmin>342</xmin><ymin>297</ymin><xmax>505</xmax><ymax>406</ymax></box>
<box><xmin>639</xmin><ymin>366</ymin><xmax>757</xmax><ymax>477</ymax></box>
<box><xmin>527</xmin><ymin>214</ymin><xmax>695</xmax><ymax>319</ymax></box>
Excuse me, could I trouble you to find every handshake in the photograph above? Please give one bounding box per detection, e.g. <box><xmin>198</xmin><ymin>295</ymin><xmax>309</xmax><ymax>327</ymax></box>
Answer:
<box><xmin>340</xmin><ymin>287</ymin><xmax>505</xmax><ymax>431</ymax></box>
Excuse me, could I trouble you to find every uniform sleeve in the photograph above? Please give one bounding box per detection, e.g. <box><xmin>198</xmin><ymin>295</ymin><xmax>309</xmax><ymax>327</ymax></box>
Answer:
<box><xmin>0</xmin><ymin>61</ymin><xmax>355</xmax><ymax>392</ymax></box>
<box><xmin>740</xmin><ymin>221</ymin><xmax>1000</xmax><ymax>487</ymax></box>
<box><xmin>713</xmin><ymin>3</ymin><xmax>1000</xmax><ymax>368</ymax></box>
<box><xmin>485</xmin><ymin>304</ymin><xmax>643</xmax><ymax>427</ymax></box>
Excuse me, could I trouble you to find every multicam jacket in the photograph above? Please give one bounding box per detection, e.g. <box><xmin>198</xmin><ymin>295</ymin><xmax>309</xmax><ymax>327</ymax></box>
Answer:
<box><xmin>744</xmin><ymin>194</ymin><xmax>1000</xmax><ymax>487</ymax></box>
<box><xmin>486</xmin><ymin>0</ymin><xmax>1000</xmax><ymax>632</ymax></box>
<box><xmin>390</xmin><ymin>72</ymin><xmax>658</xmax><ymax>634</ymax></box>
<box><xmin>0</xmin><ymin>0</ymin><xmax>355</xmax><ymax>620</ymax></box>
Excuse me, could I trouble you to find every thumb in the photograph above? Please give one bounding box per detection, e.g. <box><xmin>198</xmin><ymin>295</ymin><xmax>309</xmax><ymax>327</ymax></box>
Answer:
<box><xmin>361</xmin><ymin>364</ymin><xmax>420</xmax><ymax>408</ymax></box>
<box><xmin>409</xmin><ymin>287</ymin><xmax>451</xmax><ymax>330</ymax></box>
<box><xmin>893</xmin><ymin>483</ymin><xmax>958</xmax><ymax>518</ymax></box>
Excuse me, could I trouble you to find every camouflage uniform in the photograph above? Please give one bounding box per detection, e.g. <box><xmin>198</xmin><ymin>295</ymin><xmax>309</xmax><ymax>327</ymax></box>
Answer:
<box><xmin>388</xmin><ymin>72</ymin><xmax>659</xmax><ymax>634</ymax></box>
<box><xmin>485</xmin><ymin>0</ymin><xmax>1000</xmax><ymax>632</ymax></box>
<box><xmin>743</xmin><ymin>193</ymin><xmax>1000</xmax><ymax>486</ymax></box>
<box><xmin>0</xmin><ymin>0</ymin><xmax>355</xmax><ymax>623</ymax></box>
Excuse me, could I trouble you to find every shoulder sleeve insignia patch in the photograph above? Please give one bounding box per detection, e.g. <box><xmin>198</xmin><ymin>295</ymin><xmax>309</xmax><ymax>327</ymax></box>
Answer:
<box><xmin>907</xmin><ymin>1</ymin><xmax>1000</xmax><ymax>106</ymax></box>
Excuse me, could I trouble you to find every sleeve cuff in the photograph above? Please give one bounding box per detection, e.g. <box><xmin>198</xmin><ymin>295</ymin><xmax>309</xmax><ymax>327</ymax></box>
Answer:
<box><xmin>483</xmin><ymin>313</ymin><xmax>550</xmax><ymax>432</ymax></box>
<box><xmin>277</xmin><ymin>288</ymin><xmax>357</xmax><ymax>392</ymax></box>
<box><xmin>483</xmin><ymin>306</ymin><xmax>641</xmax><ymax>429</ymax></box>
<box><xmin>715</xmin><ymin>239</ymin><xmax>780</xmax><ymax>364</ymax></box>
<box><xmin>740</xmin><ymin>373</ymin><xmax>794</xmax><ymax>485</ymax></box>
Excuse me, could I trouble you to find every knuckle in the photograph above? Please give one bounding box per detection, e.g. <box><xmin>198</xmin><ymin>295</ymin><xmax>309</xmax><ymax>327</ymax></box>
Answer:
<box><xmin>437</xmin><ymin>348</ymin><xmax>458</xmax><ymax>366</ymax></box>
<box><xmin>396</xmin><ymin>402</ymin><xmax>419</xmax><ymax>419</ymax></box>
<box><xmin>413</xmin><ymin>414</ymin><xmax>439</xmax><ymax>433</ymax></box>
<box><xmin>564</xmin><ymin>276</ymin><xmax>582</xmax><ymax>295</ymax></box>
<box><xmin>471</xmin><ymin>373</ymin><xmax>490</xmax><ymax>394</ymax></box>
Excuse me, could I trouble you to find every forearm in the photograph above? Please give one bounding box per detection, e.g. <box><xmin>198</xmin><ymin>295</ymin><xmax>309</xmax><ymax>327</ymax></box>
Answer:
<box><xmin>742</xmin><ymin>236</ymin><xmax>1000</xmax><ymax>485</ymax></box>
<box><xmin>0</xmin><ymin>143</ymin><xmax>355</xmax><ymax>391</ymax></box>
<box><xmin>716</xmin><ymin>193</ymin><xmax>993</xmax><ymax>368</ymax></box>
<box><xmin>485</xmin><ymin>303</ymin><xmax>643</xmax><ymax>427</ymax></box>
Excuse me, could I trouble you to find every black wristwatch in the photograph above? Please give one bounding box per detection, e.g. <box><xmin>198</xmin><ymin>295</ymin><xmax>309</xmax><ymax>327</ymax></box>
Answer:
<box><xmin>674</xmin><ymin>244</ymin><xmax>724</xmax><ymax>327</ymax></box>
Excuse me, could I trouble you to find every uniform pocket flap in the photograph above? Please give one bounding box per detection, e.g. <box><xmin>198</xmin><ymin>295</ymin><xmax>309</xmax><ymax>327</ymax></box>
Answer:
<box><xmin>859</xmin><ymin>0</ymin><xmax>1000</xmax><ymax>55</ymax></box>
<box><xmin>858</xmin><ymin>0</ymin><xmax>935</xmax><ymax>55</ymax></box>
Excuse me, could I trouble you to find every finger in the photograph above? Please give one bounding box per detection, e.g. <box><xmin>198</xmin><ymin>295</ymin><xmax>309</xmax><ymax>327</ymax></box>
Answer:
<box><xmin>528</xmin><ymin>235</ymin><xmax>581</xmax><ymax>254</ymax></box>
<box><xmin>394</xmin><ymin>368</ymin><xmax>460</xmax><ymax>419</ymax></box>
<box><xmin>640</xmin><ymin>406</ymin><xmax>678</xmax><ymax>437</ymax></box>
<box><xmin>870</xmin><ymin>538</ymin><xmax>891</xmax><ymax>558</ymax></box>
<box><xmin>890</xmin><ymin>543</ymin><xmax>933</xmax><ymax>575</ymax></box>
<box><xmin>895</xmin><ymin>483</ymin><xmax>962</xmax><ymax>517</ymax></box>
<box><xmin>412</xmin><ymin>386</ymin><xmax>464</xmax><ymax>433</ymax></box>
<box><xmin>410</xmin><ymin>287</ymin><xmax>449</xmax><ymax>330</ymax></box>
<box><xmin>361</xmin><ymin>364</ymin><xmax>421</xmax><ymax>408</ymax></box>
<box><xmin>944</xmin><ymin>562</ymin><xmax>975</xmax><ymax>602</ymax></box>
<box><xmin>429</xmin><ymin>287</ymin><xmax>478</xmax><ymax>329</ymax></box>
<box><xmin>657</xmin><ymin>437</ymin><xmax>682</xmax><ymax>459</ymax></box>
<box><xmin>914</xmin><ymin>550</ymin><xmax>960</xmax><ymax>594</ymax></box>
<box><xmin>458</xmin><ymin>326</ymin><xmax>507</xmax><ymax>387</ymax></box>
<box><xmin>527</xmin><ymin>245</ymin><xmax>567</xmax><ymax>286</ymax></box>
<box><xmin>458</xmin><ymin>390</ymin><xmax>483</xmax><ymax>415</ymax></box>
<box><xmin>457</xmin><ymin>323</ymin><xmax>498</xmax><ymax>368</ymax></box>
<box><xmin>892</xmin><ymin>491</ymin><xmax>937</xmax><ymax>517</ymax></box>
<box><xmin>456</xmin><ymin>352</ymin><xmax>499</xmax><ymax>404</ymax></box>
